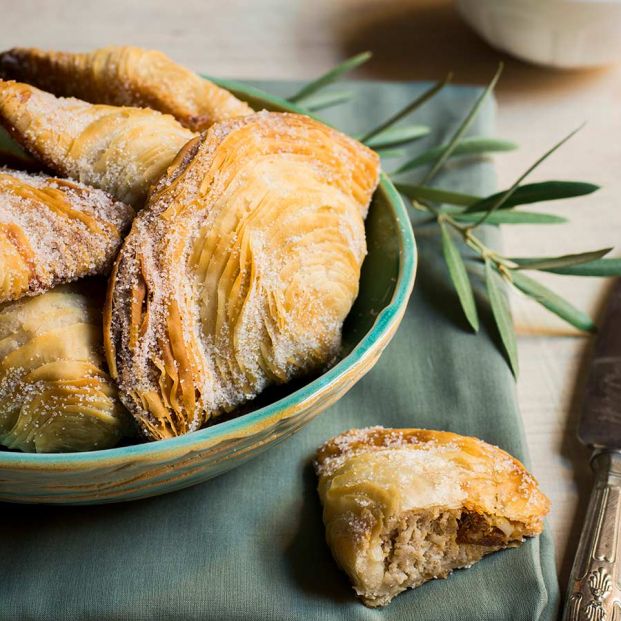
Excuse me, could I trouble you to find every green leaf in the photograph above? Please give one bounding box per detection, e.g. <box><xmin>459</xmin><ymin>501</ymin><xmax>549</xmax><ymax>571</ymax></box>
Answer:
<box><xmin>510</xmin><ymin>271</ymin><xmax>595</xmax><ymax>332</ymax></box>
<box><xmin>453</xmin><ymin>211</ymin><xmax>568</xmax><ymax>225</ymax></box>
<box><xmin>393</xmin><ymin>136</ymin><xmax>517</xmax><ymax>175</ymax></box>
<box><xmin>440</xmin><ymin>221</ymin><xmax>479</xmax><ymax>331</ymax></box>
<box><xmin>511</xmin><ymin>248</ymin><xmax>612</xmax><ymax>271</ymax></box>
<box><xmin>359</xmin><ymin>76</ymin><xmax>450</xmax><ymax>144</ymax></box>
<box><xmin>485</xmin><ymin>260</ymin><xmax>519</xmax><ymax>376</ymax></box>
<box><xmin>465</xmin><ymin>180</ymin><xmax>599</xmax><ymax>214</ymax></box>
<box><xmin>396</xmin><ymin>183</ymin><xmax>479</xmax><ymax>206</ymax></box>
<box><xmin>421</xmin><ymin>64</ymin><xmax>503</xmax><ymax>184</ymax></box>
<box><xmin>288</xmin><ymin>51</ymin><xmax>372</xmax><ymax>103</ymax></box>
<box><xmin>539</xmin><ymin>258</ymin><xmax>621</xmax><ymax>277</ymax></box>
<box><xmin>298</xmin><ymin>90</ymin><xmax>353</xmax><ymax>112</ymax></box>
<box><xmin>471</xmin><ymin>127</ymin><xmax>586</xmax><ymax>226</ymax></box>
<box><xmin>363</xmin><ymin>125</ymin><xmax>430</xmax><ymax>149</ymax></box>
<box><xmin>0</xmin><ymin>126</ymin><xmax>29</xmax><ymax>158</ymax></box>
<box><xmin>374</xmin><ymin>148</ymin><xmax>407</xmax><ymax>160</ymax></box>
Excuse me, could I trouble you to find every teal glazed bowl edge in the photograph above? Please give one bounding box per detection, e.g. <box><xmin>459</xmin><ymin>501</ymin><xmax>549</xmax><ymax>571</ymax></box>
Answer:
<box><xmin>0</xmin><ymin>82</ymin><xmax>418</xmax><ymax>504</ymax></box>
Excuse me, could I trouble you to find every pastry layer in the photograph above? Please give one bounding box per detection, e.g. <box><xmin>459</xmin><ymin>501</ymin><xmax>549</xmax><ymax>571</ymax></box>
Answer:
<box><xmin>0</xmin><ymin>80</ymin><xmax>195</xmax><ymax>206</ymax></box>
<box><xmin>0</xmin><ymin>283</ymin><xmax>131</xmax><ymax>452</ymax></box>
<box><xmin>315</xmin><ymin>427</ymin><xmax>550</xmax><ymax>606</ymax></box>
<box><xmin>0</xmin><ymin>168</ymin><xmax>133</xmax><ymax>303</ymax></box>
<box><xmin>0</xmin><ymin>45</ymin><xmax>253</xmax><ymax>131</ymax></box>
<box><xmin>105</xmin><ymin>111</ymin><xmax>380</xmax><ymax>440</ymax></box>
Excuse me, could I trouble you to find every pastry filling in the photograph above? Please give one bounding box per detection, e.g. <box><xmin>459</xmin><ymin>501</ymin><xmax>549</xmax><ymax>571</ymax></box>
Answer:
<box><xmin>367</xmin><ymin>508</ymin><xmax>524</xmax><ymax>607</ymax></box>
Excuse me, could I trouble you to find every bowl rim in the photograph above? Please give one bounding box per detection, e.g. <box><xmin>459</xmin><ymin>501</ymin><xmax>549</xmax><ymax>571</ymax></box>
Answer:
<box><xmin>0</xmin><ymin>83</ymin><xmax>417</xmax><ymax>468</ymax></box>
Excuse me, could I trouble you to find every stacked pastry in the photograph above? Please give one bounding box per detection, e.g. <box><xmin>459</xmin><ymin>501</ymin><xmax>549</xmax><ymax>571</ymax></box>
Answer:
<box><xmin>0</xmin><ymin>45</ymin><xmax>380</xmax><ymax>451</ymax></box>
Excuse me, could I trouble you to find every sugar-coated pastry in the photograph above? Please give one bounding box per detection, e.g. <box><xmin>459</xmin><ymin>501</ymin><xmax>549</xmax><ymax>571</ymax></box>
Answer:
<box><xmin>314</xmin><ymin>427</ymin><xmax>550</xmax><ymax>607</ymax></box>
<box><xmin>0</xmin><ymin>168</ymin><xmax>133</xmax><ymax>303</ymax></box>
<box><xmin>0</xmin><ymin>80</ymin><xmax>195</xmax><ymax>206</ymax></box>
<box><xmin>0</xmin><ymin>283</ymin><xmax>131</xmax><ymax>452</ymax></box>
<box><xmin>105</xmin><ymin>111</ymin><xmax>380</xmax><ymax>440</ymax></box>
<box><xmin>0</xmin><ymin>46</ymin><xmax>254</xmax><ymax>131</ymax></box>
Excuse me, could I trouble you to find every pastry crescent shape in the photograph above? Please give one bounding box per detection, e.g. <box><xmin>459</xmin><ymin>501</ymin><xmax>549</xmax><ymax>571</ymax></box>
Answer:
<box><xmin>0</xmin><ymin>46</ymin><xmax>253</xmax><ymax>131</ymax></box>
<box><xmin>0</xmin><ymin>283</ymin><xmax>131</xmax><ymax>452</ymax></box>
<box><xmin>314</xmin><ymin>427</ymin><xmax>550</xmax><ymax>607</ymax></box>
<box><xmin>0</xmin><ymin>168</ymin><xmax>133</xmax><ymax>303</ymax></box>
<box><xmin>105</xmin><ymin>111</ymin><xmax>380</xmax><ymax>440</ymax></box>
<box><xmin>0</xmin><ymin>80</ymin><xmax>196</xmax><ymax>206</ymax></box>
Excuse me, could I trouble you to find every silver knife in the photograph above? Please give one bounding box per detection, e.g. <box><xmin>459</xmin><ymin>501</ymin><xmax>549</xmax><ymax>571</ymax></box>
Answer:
<box><xmin>564</xmin><ymin>278</ymin><xmax>621</xmax><ymax>621</ymax></box>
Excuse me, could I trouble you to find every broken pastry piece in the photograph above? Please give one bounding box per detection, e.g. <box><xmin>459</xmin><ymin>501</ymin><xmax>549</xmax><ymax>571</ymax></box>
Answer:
<box><xmin>314</xmin><ymin>427</ymin><xmax>550</xmax><ymax>607</ymax></box>
<box><xmin>0</xmin><ymin>283</ymin><xmax>131</xmax><ymax>452</ymax></box>
<box><xmin>0</xmin><ymin>45</ymin><xmax>253</xmax><ymax>131</ymax></box>
<box><xmin>105</xmin><ymin>111</ymin><xmax>380</xmax><ymax>440</ymax></box>
<box><xmin>0</xmin><ymin>168</ymin><xmax>133</xmax><ymax>303</ymax></box>
<box><xmin>0</xmin><ymin>80</ymin><xmax>195</xmax><ymax>206</ymax></box>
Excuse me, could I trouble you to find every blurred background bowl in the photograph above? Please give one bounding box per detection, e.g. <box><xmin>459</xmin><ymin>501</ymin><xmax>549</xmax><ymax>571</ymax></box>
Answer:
<box><xmin>457</xmin><ymin>0</ymin><xmax>621</xmax><ymax>69</ymax></box>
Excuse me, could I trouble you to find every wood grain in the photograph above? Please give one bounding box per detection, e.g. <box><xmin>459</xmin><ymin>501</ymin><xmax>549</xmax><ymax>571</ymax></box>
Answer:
<box><xmin>2</xmin><ymin>0</ymin><xmax>620</xmax><ymax>587</ymax></box>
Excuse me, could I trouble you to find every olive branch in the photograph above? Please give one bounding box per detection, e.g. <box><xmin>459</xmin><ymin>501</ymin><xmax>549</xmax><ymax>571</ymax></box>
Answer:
<box><xmin>287</xmin><ymin>54</ymin><xmax>621</xmax><ymax>376</ymax></box>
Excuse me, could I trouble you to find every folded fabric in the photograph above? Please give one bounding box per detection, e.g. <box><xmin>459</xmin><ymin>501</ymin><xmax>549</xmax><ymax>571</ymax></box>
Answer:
<box><xmin>0</xmin><ymin>80</ymin><xmax>559</xmax><ymax>621</ymax></box>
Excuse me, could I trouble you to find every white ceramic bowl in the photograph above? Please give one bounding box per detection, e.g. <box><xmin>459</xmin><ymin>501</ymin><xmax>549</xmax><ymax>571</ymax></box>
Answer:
<box><xmin>457</xmin><ymin>0</ymin><xmax>621</xmax><ymax>68</ymax></box>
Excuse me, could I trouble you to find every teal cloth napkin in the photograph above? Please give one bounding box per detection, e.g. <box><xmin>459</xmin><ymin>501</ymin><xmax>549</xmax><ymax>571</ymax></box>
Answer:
<box><xmin>0</xmin><ymin>81</ymin><xmax>559</xmax><ymax>621</ymax></box>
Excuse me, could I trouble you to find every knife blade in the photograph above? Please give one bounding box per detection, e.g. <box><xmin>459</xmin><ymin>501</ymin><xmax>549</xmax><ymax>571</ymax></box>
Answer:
<box><xmin>564</xmin><ymin>278</ymin><xmax>621</xmax><ymax>621</ymax></box>
<box><xmin>579</xmin><ymin>278</ymin><xmax>621</xmax><ymax>448</ymax></box>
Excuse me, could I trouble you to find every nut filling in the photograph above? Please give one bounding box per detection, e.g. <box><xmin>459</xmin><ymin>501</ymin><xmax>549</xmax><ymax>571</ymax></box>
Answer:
<box><xmin>370</xmin><ymin>509</ymin><xmax>523</xmax><ymax>607</ymax></box>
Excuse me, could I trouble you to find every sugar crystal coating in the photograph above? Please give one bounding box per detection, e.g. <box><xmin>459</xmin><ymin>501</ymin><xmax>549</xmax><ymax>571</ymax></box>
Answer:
<box><xmin>0</xmin><ymin>283</ymin><xmax>131</xmax><ymax>452</ymax></box>
<box><xmin>105</xmin><ymin>111</ymin><xmax>380</xmax><ymax>440</ymax></box>
<box><xmin>0</xmin><ymin>168</ymin><xmax>133</xmax><ymax>303</ymax></box>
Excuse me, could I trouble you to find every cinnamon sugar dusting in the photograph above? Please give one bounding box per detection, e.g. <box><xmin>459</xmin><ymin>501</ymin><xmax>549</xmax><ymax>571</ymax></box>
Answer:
<box><xmin>0</xmin><ymin>168</ymin><xmax>133</xmax><ymax>301</ymax></box>
<box><xmin>106</xmin><ymin>112</ymin><xmax>380</xmax><ymax>439</ymax></box>
<box><xmin>314</xmin><ymin>427</ymin><xmax>548</xmax><ymax>516</ymax></box>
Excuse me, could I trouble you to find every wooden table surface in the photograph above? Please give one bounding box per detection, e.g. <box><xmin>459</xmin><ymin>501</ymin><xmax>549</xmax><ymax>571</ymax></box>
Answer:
<box><xmin>3</xmin><ymin>0</ymin><xmax>621</xmax><ymax>592</ymax></box>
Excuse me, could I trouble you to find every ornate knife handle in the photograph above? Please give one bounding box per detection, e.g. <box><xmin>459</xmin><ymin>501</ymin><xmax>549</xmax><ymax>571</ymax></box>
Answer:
<box><xmin>564</xmin><ymin>450</ymin><xmax>621</xmax><ymax>621</ymax></box>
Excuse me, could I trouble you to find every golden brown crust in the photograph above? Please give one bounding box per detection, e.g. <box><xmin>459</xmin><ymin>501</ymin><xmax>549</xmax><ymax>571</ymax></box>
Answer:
<box><xmin>0</xmin><ymin>283</ymin><xmax>131</xmax><ymax>452</ymax></box>
<box><xmin>0</xmin><ymin>46</ymin><xmax>253</xmax><ymax>131</ymax></box>
<box><xmin>0</xmin><ymin>168</ymin><xmax>133</xmax><ymax>303</ymax></box>
<box><xmin>0</xmin><ymin>80</ymin><xmax>196</xmax><ymax>207</ymax></box>
<box><xmin>314</xmin><ymin>427</ymin><xmax>550</xmax><ymax>606</ymax></box>
<box><xmin>105</xmin><ymin>111</ymin><xmax>380</xmax><ymax>440</ymax></box>
<box><xmin>315</xmin><ymin>426</ymin><xmax>550</xmax><ymax>528</ymax></box>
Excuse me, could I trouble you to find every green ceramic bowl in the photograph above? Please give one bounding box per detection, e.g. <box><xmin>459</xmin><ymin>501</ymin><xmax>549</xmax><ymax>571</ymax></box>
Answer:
<box><xmin>0</xmin><ymin>83</ymin><xmax>417</xmax><ymax>504</ymax></box>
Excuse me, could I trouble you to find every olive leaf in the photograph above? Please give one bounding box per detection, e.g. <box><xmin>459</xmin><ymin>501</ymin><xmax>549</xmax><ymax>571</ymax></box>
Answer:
<box><xmin>510</xmin><ymin>248</ymin><xmax>612</xmax><ymax>271</ymax></box>
<box><xmin>453</xmin><ymin>211</ymin><xmax>567</xmax><ymax>225</ymax></box>
<box><xmin>485</xmin><ymin>261</ymin><xmax>519</xmax><ymax>376</ymax></box>
<box><xmin>396</xmin><ymin>184</ymin><xmax>478</xmax><ymax>207</ymax></box>
<box><xmin>374</xmin><ymin>148</ymin><xmax>407</xmax><ymax>160</ymax></box>
<box><xmin>300</xmin><ymin>90</ymin><xmax>353</xmax><ymax>112</ymax></box>
<box><xmin>440</xmin><ymin>221</ymin><xmax>479</xmax><ymax>332</ymax></box>
<box><xmin>471</xmin><ymin>127</ymin><xmax>586</xmax><ymax>226</ymax></box>
<box><xmin>393</xmin><ymin>136</ymin><xmax>516</xmax><ymax>175</ymax></box>
<box><xmin>509</xmin><ymin>271</ymin><xmax>596</xmax><ymax>332</ymax></box>
<box><xmin>288</xmin><ymin>51</ymin><xmax>372</xmax><ymax>103</ymax></box>
<box><xmin>421</xmin><ymin>64</ymin><xmax>503</xmax><ymax>185</ymax></box>
<box><xmin>359</xmin><ymin>76</ymin><xmax>451</xmax><ymax>145</ymax></box>
<box><xmin>363</xmin><ymin>125</ymin><xmax>430</xmax><ymax>149</ymax></box>
<box><xmin>539</xmin><ymin>258</ymin><xmax>621</xmax><ymax>277</ymax></box>
<box><xmin>465</xmin><ymin>181</ymin><xmax>599</xmax><ymax>214</ymax></box>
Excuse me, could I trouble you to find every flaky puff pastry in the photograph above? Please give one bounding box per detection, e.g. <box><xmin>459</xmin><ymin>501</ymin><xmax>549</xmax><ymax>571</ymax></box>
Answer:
<box><xmin>0</xmin><ymin>80</ymin><xmax>195</xmax><ymax>206</ymax></box>
<box><xmin>315</xmin><ymin>427</ymin><xmax>550</xmax><ymax>607</ymax></box>
<box><xmin>0</xmin><ymin>283</ymin><xmax>131</xmax><ymax>452</ymax></box>
<box><xmin>0</xmin><ymin>168</ymin><xmax>133</xmax><ymax>303</ymax></box>
<box><xmin>105</xmin><ymin>111</ymin><xmax>380</xmax><ymax>440</ymax></box>
<box><xmin>0</xmin><ymin>46</ymin><xmax>253</xmax><ymax>131</ymax></box>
